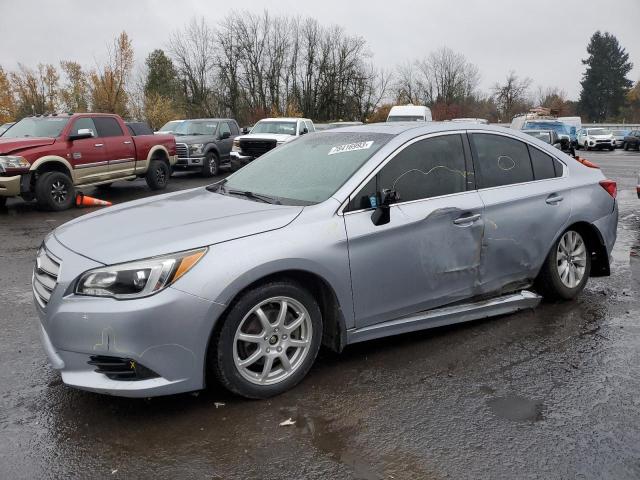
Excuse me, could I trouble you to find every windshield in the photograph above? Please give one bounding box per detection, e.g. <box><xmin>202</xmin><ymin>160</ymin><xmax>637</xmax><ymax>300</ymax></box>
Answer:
<box><xmin>523</xmin><ymin>131</ymin><xmax>552</xmax><ymax>143</ymax></box>
<box><xmin>387</xmin><ymin>115</ymin><xmax>425</xmax><ymax>122</ymax></box>
<box><xmin>173</xmin><ymin>120</ymin><xmax>217</xmax><ymax>136</ymax></box>
<box><xmin>524</xmin><ymin>122</ymin><xmax>569</xmax><ymax>135</ymax></box>
<box><xmin>251</xmin><ymin>121</ymin><xmax>297</xmax><ymax>135</ymax></box>
<box><xmin>587</xmin><ymin>128</ymin><xmax>611</xmax><ymax>136</ymax></box>
<box><xmin>2</xmin><ymin>117</ymin><xmax>70</xmax><ymax>138</ymax></box>
<box><xmin>612</xmin><ymin>130</ymin><xmax>628</xmax><ymax>136</ymax></box>
<box><xmin>218</xmin><ymin>132</ymin><xmax>392</xmax><ymax>205</ymax></box>
<box><xmin>158</xmin><ymin>120</ymin><xmax>182</xmax><ymax>132</ymax></box>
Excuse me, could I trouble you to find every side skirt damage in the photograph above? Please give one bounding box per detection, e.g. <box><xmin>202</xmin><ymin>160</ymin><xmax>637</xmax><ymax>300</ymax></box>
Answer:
<box><xmin>347</xmin><ymin>290</ymin><xmax>542</xmax><ymax>344</ymax></box>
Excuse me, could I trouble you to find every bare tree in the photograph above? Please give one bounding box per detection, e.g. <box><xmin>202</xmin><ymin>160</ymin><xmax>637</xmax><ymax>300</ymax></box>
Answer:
<box><xmin>492</xmin><ymin>71</ymin><xmax>532</xmax><ymax>121</ymax></box>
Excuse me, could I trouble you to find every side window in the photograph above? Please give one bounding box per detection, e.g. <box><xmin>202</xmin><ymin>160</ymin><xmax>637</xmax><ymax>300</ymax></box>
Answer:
<box><xmin>471</xmin><ymin>134</ymin><xmax>533</xmax><ymax>188</ymax></box>
<box><xmin>228</xmin><ymin>121</ymin><xmax>239</xmax><ymax>135</ymax></box>
<box><xmin>219</xmin><ymin>122</ymin><xmax>231</xmax><ymax>137</ymax></box>
<box><xmin>94</xmin><ymin>117</ymin><xmax>124</xmax><ymax>137</ymax></box>
<box><xmin>70</xmin><ymin>117</ymin><xmax>97</xmax><ymax>137</ymax></box>
<box><xmin>528</xmin><ymin>146</ymin><xmax>556</xmax><ymax>180</ymax></box>
<box><xmin>378</xmin><ymin>134</ymin><xmax>467</xmax><ymax>203</ymax></box>
<box><xmin>305</xmin><ymin>121</ymin><xmax>315</xmax><ymax>133</ymax></box>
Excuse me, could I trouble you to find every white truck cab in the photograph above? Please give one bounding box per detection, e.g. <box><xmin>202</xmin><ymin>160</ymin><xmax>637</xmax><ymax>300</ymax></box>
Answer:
<box><xmin>386</xmin><ymin>105</ymin><xmax>432</xmax><ymax>122</ymax></box>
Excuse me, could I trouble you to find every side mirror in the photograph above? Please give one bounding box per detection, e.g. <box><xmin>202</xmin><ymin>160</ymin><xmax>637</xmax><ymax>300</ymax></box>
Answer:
<box><xmin>301</xmin><ymin>127</ymin><xmax>308</xmax><ymax>135</ymax></box>
<box><xmin>220</xmin><ymin>131</ymin><xmax>231</xmax><ymax>140</ymax></box>
<box><xmin>68</xmin><ymin>128</ymin><xmax>94</xmax><ymax>141</ymax></box>
<box><xmin>241</xmin><ymin>127</ymin><xmax>250</xmax><ymax>135</ymax></box>
<box><xmin>371</xmin><ymin>189</ymin><xmax>398</xmax><ymax>226</ymax></box>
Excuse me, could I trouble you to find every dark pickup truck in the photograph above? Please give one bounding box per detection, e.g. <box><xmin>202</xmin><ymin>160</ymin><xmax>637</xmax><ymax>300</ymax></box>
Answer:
<box><xmin>171</xmin><ymin>118</ymin><xmax>240</xmax><ymax>176</ymax></box>
<box><xmin>0</xmin><ymin>113</ymin><xmax>176</xmax><ymax>210</ymax></box>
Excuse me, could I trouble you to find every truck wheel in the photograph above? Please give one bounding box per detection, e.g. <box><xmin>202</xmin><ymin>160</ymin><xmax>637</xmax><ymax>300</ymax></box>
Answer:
<box><xmin>0</xmin><ymin>197</ymin><xmax>6</xmax><ymax>209</ymax></box>
<box><xmin>202</xmin><ymin>152</ymin><xmax>219</xmax><ymax>178</ymax></box>
<box><xmin>623</xmin><ymin>142</ymin><xmax>628</xmax><ymax>151</ymax></box>
<box><xmin>145</xmin><ymin>160</ymin><xmax>169</xmax><ymax>191</ymax></box>
<box><xmin>36</xmin><ymin>171</ymin><xmax>75</xmax><ymax>211</ymax></box>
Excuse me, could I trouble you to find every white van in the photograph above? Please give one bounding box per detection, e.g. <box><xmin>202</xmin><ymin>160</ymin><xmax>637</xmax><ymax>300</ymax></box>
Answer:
<box><xmin>558</xmin><ymin>116</ymin><xmax>582</xmax><ymax>131</ymax></box>
<box><xmin>387</xmin><ymin>105</ymin><xmax>432</xmax><ymax>122</ymax></box>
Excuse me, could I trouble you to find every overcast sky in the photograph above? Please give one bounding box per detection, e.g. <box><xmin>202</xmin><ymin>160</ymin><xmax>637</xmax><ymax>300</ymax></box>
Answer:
<box><xmin>1</xmin><ymin>0</ymin><xmax>639</xmax><ymax>100</ymax></box>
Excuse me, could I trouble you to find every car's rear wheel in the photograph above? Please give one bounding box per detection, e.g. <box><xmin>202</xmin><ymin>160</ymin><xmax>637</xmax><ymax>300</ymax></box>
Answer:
<box><xmin>0</xmin><ymin>196</ymin><xmax>6</xmax><ymax>209</ymax></box>
<box><xmin>202</xmin><ymin>152</ymin><xmax>219</xmax><ymax>178</ymax></box>
<box><xmin>210</xmin><ymin>281</ymin><xmax>322</xmax><ymax>399</ymax></box>
<box><xmin>145</xmin><ymin>159</ymin><xmax>169</xmax><ymax>190</ymax></box>
<box><xmin>536</xmin><ymin>229</ymin><xmax>591</xmax><ymax>300</ymax></box>
<box><xmin>623</xmin><ymin>142</ymin><xmax>629</xmax><ymax>151</ymax></box>
<box><xmin>36</xmin><ymin>171</ymin><xmax>75</xmax><ymax>211</ymax></box>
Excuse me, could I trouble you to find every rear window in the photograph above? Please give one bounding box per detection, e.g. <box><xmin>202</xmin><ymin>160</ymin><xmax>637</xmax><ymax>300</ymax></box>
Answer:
<box><xmin>94</xmin><ymin>117</ymin><xmax>124</xmax><ymax>137</ymax></box>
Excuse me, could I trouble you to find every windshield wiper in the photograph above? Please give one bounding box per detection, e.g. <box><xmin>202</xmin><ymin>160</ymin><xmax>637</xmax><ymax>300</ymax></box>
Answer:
<box><xmin>227</xmin><ymin>189</ymin><xmax>281</xmax><ymax>205</ymax></box>
<box><xmin>206</xmin><ymin>179</ymin><xmax>227</xmax><ymax>192</ymax></box>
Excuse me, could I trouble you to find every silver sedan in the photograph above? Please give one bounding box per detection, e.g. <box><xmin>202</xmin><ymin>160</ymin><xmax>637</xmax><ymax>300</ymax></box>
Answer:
<box><xmin>34</xmin><ymin>123</ymin><xmax>618</xmax><ymax>398</ymax></box>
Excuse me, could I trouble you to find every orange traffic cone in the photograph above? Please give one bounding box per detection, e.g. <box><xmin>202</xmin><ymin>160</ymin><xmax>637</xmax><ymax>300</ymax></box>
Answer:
<box><xmin>75</xmin><ymin>192</ymin><xmax>113</xmax><ymax>208</ymax></box>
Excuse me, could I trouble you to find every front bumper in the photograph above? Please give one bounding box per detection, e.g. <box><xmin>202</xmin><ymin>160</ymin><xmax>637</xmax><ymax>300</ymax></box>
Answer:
<box><xmin>175</xmin><ymin>156</ymin><xmax>204</xmax><ymax>167</ymax></box>
<box><xmin>230</xmin><ymin>151</ymin><xmax>255</xmax><ymax>162</ymax></box>
<box><xmin>0</xmin><ymin>175</ymin><xmax>21</xmax><ymax>197</ymax></box>
<box><xmin>36</xmin><ymin>235</ymin><xmax>226</xmax><ymax>397</ymax></box>
<box><xmin>587</xmin><ymin>140</ymin><xmax>615</xmax><ymax>148</ymax></box>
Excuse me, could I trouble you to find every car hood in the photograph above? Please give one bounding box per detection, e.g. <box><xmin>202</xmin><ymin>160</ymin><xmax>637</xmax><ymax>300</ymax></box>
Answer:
<box><xmin>239</xmin><ymin>133</ymin><xmax>295</xmax><ymax>143</ymax></box>
<box><xmin>54</xmin><ymin>187</ymin><xmax>303</xmax><ymax>264</ymax></box>
<box><xmin>172</xmin><ymin>135</ymin><xmax>213</xmax><ymax>144</ymax></box>
<box><xmin>0</xmin><ymin>137</ymin><xmax>56</xmax><ymax>154</ymax></box>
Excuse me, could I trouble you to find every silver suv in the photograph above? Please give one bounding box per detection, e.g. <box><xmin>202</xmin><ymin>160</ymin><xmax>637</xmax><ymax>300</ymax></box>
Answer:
<box><xmin>35</xmin><ymin>123</ymin><xmax>618</xmax><ymax>399</ymax></box>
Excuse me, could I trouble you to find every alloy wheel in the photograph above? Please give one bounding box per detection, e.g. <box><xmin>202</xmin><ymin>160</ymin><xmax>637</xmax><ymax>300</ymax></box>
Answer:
<box><xmin>155</xmin><ymin>167</ymin><xmax>166</xmax><ymax>185</ymax></box>
<box><xmin>233</xmin><ymin>296</ymin><xmax>313</xmax><ymax>385</ymax></box>
<box><xmin>50</xmin><ymin>180</ymin><xmax>68</xmax><ymax>204</ymax></box>
<box><xmin>557</xmin><ymin>230</ymin><xmax>587</xmax><ymax>288</ymax></box>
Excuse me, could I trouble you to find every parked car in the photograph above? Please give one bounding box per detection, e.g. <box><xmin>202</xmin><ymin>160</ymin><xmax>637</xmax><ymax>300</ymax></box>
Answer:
<box><xmin>623</xmin><ymin>130</ymin><xmax>640</xmax><ymax>151</ymax></box>
<box><xmin>522</xmin><ymin>120</ymin><xmax>573</xmax><ymax>147</ymax></box>
<box><xmin>522</xmin><ymin>129</ymin><xmax>562</xmax><ymax>147</ymax></box>
<box><xmin>387</xmin><ymin>105</ymin><xmax>432</xmax><ymax>122</ymax></box>
<box><xmin>231</xmin><ymin>117</ymin><xmax>315</xmax><ymax>166</ymax></box>
<box><xmin>0</xmin><ymin>122</ymin><xmax>15</xmax><ymax>136</ymax></box>
<box><xmin>0</xmin><ymin>113</ymin><xmax>176</xmax><ymax>210</ymax></box>
<box><xmin>156</xmin><ymin>120</ymin><xmax>184</xmax><ymax>135</ymax></box>
<box><xmin>558</xmin><ymin>116</ymin><xmax>582</xmax><ymax>131</ymax></box>
<box><xmin>321</xmin><ymin>121</ymin><xmax>364</xmax><ymax>130</ymax></box>
<box><xmin>611</xmin><ymin>129</ymin><xmax>630</xmax><ymax>148</ymax></box>
<box><xmin>576</xmin><ymin>128</ymin><xmax>616</xmax><ymax>151</ymax></box>
<box><xmin>35</xmin><ymin>123</ymin><xmax>618</xmax><ymax>399</ymax></box>
<box><xmin>171</xmin><ymin>118</ymin><xmax>240</xmax><ymax>177</ymax></box>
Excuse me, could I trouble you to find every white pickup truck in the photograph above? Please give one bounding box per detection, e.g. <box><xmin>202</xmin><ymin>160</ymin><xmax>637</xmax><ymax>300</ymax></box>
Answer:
<box><xmin>231</xmin><ymin>117</ymin><xmax>315</xmax><ymax>167</ymax></box>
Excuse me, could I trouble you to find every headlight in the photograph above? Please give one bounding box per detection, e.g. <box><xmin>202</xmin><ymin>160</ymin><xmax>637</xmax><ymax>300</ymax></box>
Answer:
<box><xmin>0</xmin><ymin>155</ymin><xmax>30</xmax><ymax>172</ymax></box>
<box><xmin>75</xmin><ymin>248</ymin><xmax>207</xmax><ymax>299</ymax></box>
<box><xmin>189</xmin><ymin>144</ymin><xmax>204</xmax><ymax>155</ymax></box>
<box><xmin>232</xmin><ymin>138</ymin><xmax>241</xmax><ymax>152</ymax></box>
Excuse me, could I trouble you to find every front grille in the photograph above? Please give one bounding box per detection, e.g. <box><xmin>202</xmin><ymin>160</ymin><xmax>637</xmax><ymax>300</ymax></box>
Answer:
<box><xmin>175</xmin><ymin>142</ymin><xmax>189</xmax><ymax>158</ymax></box>
<box><xmin>240</xmin><ymin>139</ymin><xmax>278</xmax><ymax>158</ymax></box>
<box><xmin>32</xmin><ymin>247</ymin><xmax>61</xmax><ymax>308</ymax></box>
<box><xmin>88</xmin><ymin>355</ymin><xmax>160</xmax><ymax>381</ymax></box>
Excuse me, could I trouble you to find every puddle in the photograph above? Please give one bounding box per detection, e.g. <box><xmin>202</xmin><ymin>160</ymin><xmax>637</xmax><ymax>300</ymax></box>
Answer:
<box><xmin>487</xmin><ymin>395</ymin><xmax>544</xmax><ymax>422</ymax></box>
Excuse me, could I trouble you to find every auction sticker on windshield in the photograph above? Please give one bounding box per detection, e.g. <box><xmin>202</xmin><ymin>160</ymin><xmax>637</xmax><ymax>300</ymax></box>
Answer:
<box><xmin>328</xmin><ymin>141</ymin><xmax>374</xmax><ymax>155</ymax></box>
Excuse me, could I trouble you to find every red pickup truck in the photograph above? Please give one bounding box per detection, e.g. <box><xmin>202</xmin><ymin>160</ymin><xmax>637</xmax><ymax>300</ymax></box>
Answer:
<box><xmin>0</xmin><ymin>113</ymin><xmax>176</xmax><ymax>210</ymax></box>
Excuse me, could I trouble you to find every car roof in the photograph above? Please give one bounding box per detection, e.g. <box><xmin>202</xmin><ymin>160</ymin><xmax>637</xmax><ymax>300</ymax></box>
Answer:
<box><xmin>326</xmin><ymin>121</ymin><xmax>516</xmax><ymax>135</ymax></box>
<box><xmin>259</xmin><ymin>117</ymin><xmax>310</xmax><ymax>122</ymax></box>
<box><xmin>186</xmin><ymin>118</ymin><xmax>236</xmax><ymax>122</ymax></box>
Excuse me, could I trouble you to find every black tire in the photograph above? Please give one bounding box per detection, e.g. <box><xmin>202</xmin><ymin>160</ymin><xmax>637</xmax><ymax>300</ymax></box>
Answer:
<box><xmin>145</xmin><ymin>159</ymin><xmax>169</xmax><ymax>190</ymax></box>
<box><xmin>202</xmin><ymin>152</ymin><xmax>219</xmax><ymax>178</ymax></box>
<box><xmin>623</xmin><ymin>142</ymin><xmax>629</xmax><ymax>151</ymax></box>
<box><xmin>536</xmin><ymin>228</ymin><xmax>591</xmax><ymax>300</ymax></box>
<box><xmin>95</xmin><ymin>183</ymin><xmax>113</xmax><ymax>190</ymax></box>
<box><xmin>35</xmin><ymin>171</ymin><xmax>75</xmax><ymax>211</ymax></box>
<box><xmin>608</xmin><ymin>146</ymin><xmax>614</xmax><ymax>151</ymax></box>
<box><xmin>210</xmin><ymin>280</ymin><xmax>323</xmax><ymax>399</ymax></box>
<box><xmin>0</xmin><ymin>196</ymin><xmax>6</xmax><ymax>209</ymax></box>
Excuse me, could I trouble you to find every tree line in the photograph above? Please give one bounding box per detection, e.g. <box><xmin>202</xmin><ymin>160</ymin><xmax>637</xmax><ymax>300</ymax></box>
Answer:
<box><xmin>0</xmin><ymin>13</ymin><xmax>638</xmax><ymax>129</ymax></box>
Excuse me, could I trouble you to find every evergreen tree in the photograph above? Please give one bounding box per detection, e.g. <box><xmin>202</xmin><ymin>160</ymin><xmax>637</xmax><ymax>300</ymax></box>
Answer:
<box><xmin>144</xmin><ymin>49</ymin><xmax>180</xmax><ymax>99</ymax></box>
<box><xmin>578</xmin><ymin>31</ymin><xmax>633</xmax><ymax>121</ymax></box>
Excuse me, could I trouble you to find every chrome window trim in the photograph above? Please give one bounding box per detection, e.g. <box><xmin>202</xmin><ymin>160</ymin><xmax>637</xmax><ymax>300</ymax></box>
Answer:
<box><xmin>337</xmin><ymin>128</ymin><xmax>569</xmax><ymax>216</ymax></box>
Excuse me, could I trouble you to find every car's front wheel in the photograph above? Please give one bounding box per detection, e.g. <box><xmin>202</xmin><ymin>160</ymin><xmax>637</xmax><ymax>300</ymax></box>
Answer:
<box><xmin>202</xmin><ymin>152</ymin><xmax>219</xmax><ymax>178</ymax></box>
<box><xmin>211</xmin><ymin>281</ymin><xmax>322</xmax><ymax>399</ymax></box>
<box><xmin>536</xmin><ymin>229</ymin><xmax>591</xmax><ymax>300</ymax></box>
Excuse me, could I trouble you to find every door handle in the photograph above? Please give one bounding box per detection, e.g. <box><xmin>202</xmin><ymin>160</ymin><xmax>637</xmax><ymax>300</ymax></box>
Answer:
<box><xmin>94</xmin><ymin>143</ymin><xmax>104</xmax><ymax>147</ymax></box>
<box><xmin>453</xmin><ymin>213</ymin><xmax>481</xmax><ymax>225</ymax></box>
<box><xmin>546</xmin><ymin>194</ymin><xmax>564</xmax><ymax>205</ymax></box>
<box><xmin>123</xmin><ymin>141</ymin><xmax>132</xmax><ymax>144</ymax></box>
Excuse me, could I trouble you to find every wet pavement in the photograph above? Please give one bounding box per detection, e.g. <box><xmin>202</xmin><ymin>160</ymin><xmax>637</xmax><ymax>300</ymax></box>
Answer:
<box><xmin>1</xmin><ymin>152</ymin><xmax>639</xmax><ymax>479</ymax></box>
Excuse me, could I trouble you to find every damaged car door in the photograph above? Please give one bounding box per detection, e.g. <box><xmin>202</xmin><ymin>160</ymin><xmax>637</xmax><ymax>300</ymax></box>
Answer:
<box><xmin>468</xmin><ymin>131</ymin><xmax>570</xmax><ymax>294</ymax></box>
<box><xmin>343</xmin><ymin>132</ymin><xmax>484</xmax><ymax>328</ymax></box>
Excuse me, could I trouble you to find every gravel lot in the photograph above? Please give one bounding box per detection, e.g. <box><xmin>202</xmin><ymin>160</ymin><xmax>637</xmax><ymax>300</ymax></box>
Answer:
<box><xmin>1</xmin><ymin>150</ymin><xmax>639</xmax><ymax>479</ymax></box>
